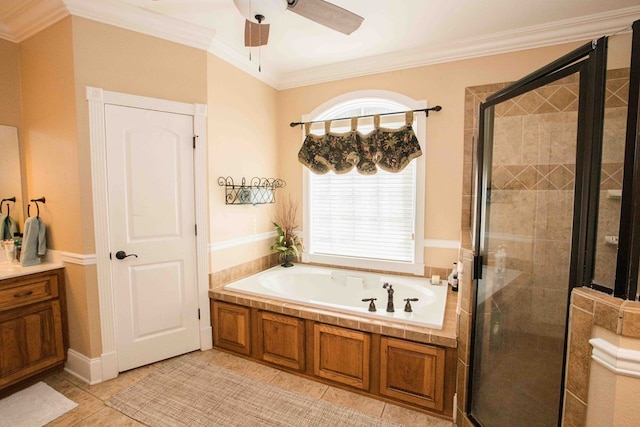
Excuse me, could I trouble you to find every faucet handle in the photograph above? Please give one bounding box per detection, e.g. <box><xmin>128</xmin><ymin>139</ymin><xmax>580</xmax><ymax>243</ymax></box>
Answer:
<box><xmin>362</xmin><ymin>297</ymin><xmax>377</xmax><ymax>312</ymax></box>
<box><xmin>404</xmin><ymin>298</ymin><xmax>419</xmax><ymax>312</ymax></box>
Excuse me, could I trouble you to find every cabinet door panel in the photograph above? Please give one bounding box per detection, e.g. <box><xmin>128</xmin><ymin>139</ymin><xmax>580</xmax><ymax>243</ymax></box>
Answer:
<box><xmin>258</xmin><ymin>312</ymin><xmax>305</xmax><ymax>371</ymax></box>
<box><xmin>380</xmin><ymin>337</ymin><xmax>445</xmax><ymax>410</ymax></box>
<box><xmin>212</xmin><ymin>301</ymin><xmax>251</xmax><ymax>355</ymax></box>
<box><xmin>314</xmin><ymin>324</ymin><xmax>370</xmax><ymax>390</ymax></box>
<box><xmin>0</xmin><ymin>301</ymin><xmax>64</xmax><ymax>387</ymax></box>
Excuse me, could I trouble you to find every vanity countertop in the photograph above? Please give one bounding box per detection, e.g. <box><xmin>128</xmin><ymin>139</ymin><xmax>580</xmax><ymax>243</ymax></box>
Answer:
<box><xmin>0</xmin><ymin>262</ymin><xmax>65</xmax><ymax>281</ymax></box>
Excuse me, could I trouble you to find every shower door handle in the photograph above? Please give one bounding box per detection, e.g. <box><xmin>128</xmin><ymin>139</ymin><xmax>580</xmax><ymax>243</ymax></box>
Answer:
<box><xmin>115</xmin><ymin>251</ymin><xmax>138</xmax><ymax>260</ymax></box>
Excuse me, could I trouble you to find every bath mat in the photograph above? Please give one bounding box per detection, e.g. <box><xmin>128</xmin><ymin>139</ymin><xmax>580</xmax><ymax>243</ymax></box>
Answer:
<box><xmin>106</xmin><ymin>355</ymin><xmax>401</xmax><ymax>427</ymax></box>
<box><xmin>0</xmin><ymin>382</ymin><xmax>78</xmax><ymax>427</ymax></box>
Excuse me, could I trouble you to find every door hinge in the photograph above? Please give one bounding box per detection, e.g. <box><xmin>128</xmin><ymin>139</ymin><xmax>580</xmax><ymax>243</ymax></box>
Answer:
<box><xmin>198</xmin><ymin>308</ymin><xmax>201</xmax><ymax>320</ymax></box>
<box><xmin>193</xmin><ymin>135</ymin><xmax>198</xmax><ymax>149</ymax></box>
<box><xmin>473</xmin><ymin>255</ymin><xmax>483</xmax><ymax>280</ymax></box>
<box><xmin>109</xmin><ymin>252</ymin><xmax>112</xmax><ymax>260</ymax></box>
<box><xmin>195</xmin><ymin>224</ymin><xmax>198</xmax><ymax>236</ymax></box>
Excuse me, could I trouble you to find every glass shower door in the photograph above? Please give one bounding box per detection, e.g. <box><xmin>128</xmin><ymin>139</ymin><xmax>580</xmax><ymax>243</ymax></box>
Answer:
<box><xmin>469</xmin><ymin>38</ymin><xmax>607</xmax><ymax>426</ymax></box>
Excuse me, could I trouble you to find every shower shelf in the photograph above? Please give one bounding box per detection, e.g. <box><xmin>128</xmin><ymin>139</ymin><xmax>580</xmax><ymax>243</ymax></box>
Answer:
<box><xmin>218</xmin><ymin>176</ymin><xmax>286</xmax><ymax>205</ymax></box>
<box><xmin>607</xmin><ymin>189</ymin><xmax>622</xmax><ymax>199</ymax></box>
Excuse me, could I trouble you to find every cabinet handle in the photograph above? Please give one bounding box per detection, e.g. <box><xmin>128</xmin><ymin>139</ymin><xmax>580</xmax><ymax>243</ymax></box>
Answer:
<box><xmin>14</xmin><ymin>290</ymin><xmax>33</xmax><ymax>298</ymax></box>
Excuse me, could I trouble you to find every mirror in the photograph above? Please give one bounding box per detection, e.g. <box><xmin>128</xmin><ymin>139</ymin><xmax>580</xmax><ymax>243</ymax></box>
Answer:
<box><xmin>0</xmin><ymin>125</ymin><xmax>24</xmax><ymax>236</ymax></box>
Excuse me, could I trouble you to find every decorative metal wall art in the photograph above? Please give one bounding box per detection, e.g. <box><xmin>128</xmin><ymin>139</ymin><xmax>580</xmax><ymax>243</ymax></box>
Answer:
<box><xmin>218</xmin><ymin>177</ymin><xmax>286</xmax><ymax>205</ymax></box>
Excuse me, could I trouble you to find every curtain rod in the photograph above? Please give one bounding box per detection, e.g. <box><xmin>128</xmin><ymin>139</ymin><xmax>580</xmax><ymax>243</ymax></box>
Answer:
<box><xmin>289</xmin><ymin>105</ymin><xmax>442</xmax><ymax>127</ymax></box>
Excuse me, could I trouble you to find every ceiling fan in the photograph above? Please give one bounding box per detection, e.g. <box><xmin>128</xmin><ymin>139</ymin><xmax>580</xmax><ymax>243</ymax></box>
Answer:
<box><xmin>233</xmin><ymin>0</ymin><xmax>364</xmax><ymax>47</ymax></box>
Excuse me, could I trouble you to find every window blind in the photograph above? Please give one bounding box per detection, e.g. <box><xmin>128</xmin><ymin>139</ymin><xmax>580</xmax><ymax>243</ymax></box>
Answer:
<box><xmin>308</xmin><ymin>162</ymin><xmax>416</xmax><ymax>262</ymax></box>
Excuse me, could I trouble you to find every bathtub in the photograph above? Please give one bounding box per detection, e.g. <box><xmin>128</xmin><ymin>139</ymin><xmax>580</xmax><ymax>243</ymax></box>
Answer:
<box><xmin>224</xmin><ymin>264</ymin><xmax>448</xmax><ymax>329</ymax></box>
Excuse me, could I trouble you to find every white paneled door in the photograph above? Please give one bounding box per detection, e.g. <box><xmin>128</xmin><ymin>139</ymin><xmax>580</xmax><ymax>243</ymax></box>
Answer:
<box><xmin>105</xmin><ymin>105</ymin><xmax>200</xmax><ymax>372</ymax></box>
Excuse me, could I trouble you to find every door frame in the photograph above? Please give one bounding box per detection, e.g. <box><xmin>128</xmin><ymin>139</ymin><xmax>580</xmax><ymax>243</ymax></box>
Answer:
<box><xmin>87</xmin><ymin>87</ymin><xmax>211</xmax><ymax>381</ymax></box>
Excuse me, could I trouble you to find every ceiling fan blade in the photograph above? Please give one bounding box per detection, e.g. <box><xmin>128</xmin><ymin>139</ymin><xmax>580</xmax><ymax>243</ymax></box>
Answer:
<box><xmin>244</xmin><ymin>20</ymin><xmax>270</xmax><ymax>47</ymax></box>
<box><xmin>287</xmin><ymin>0</ymin><xmax>363</xmax><ymax>35</ymax></box>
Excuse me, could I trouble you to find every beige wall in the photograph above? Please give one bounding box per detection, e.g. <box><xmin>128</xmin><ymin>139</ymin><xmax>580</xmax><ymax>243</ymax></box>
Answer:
<box><xmin>71</xmin><ymin>16</ymin><xmax>209</xmax><ymax>254</ymax></box>
<box><xmin>277</xmin><ymin>42</ymin><xmax>595</xmax><ymax>268</ymax></box>
<box><xmin>207</xmin><ymin>54</ymin><xmax>280</xmax><ymax>272</ymax></box>
<box><xmin>16</xmin><ymin>17</ymin><xmax>208</xmax><ymax>358</ymax></box>
<box><xmin>0</xmin><ymin>39</ymin><xmax>22</xmax><ymax>128</ymax></box>
<box><xmin>20</xmin><ymin>18</ymin><xmax>79</xmax><ymax>252</ymax></box>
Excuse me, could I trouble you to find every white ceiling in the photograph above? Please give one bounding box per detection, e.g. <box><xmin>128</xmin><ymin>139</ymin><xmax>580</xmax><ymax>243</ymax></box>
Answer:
<box><xmin>1</xmin><ymin>0</ymin><xmax>639</xmax><ymax>89</ymax></box>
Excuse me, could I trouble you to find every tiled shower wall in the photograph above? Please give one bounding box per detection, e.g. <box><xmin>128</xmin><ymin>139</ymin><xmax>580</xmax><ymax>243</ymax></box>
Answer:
<box><xmin>461</xmin><ymin>71</ymin><xmax>629</xmax><ymax>333</ymax></box>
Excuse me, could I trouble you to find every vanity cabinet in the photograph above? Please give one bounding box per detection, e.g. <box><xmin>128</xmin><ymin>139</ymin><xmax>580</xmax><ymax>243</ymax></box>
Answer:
<box><xmin>0</xmin><ymin>269</ymin><xmax>68</xmax><ymax>396</ymax></box>
<box><xmin>212</xmin><ymin>301</ymin><xmax>251</xmax><ymax>355</ymax></box>
<box><xmin>257</xmin><ymin>311</ymin><xmax>305</xmax><ymax>371</ymax></box>
<box><xmin>313</xmin><ymin>323</ymin><xmax>370</xmax><ymax>390</ymax></box>
<box><xmin>380</xmin><ymin>337</ymin><xmax>445</xmax><ymax>410</ymax></box>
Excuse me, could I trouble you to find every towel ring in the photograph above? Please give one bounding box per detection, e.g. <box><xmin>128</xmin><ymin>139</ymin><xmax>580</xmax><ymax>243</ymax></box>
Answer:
<box><xmin>1</xmin><ymin>197</ymin><xmax>16</xmax><ymax>217</ymax></box>
<box><xmin>28</xmin><ymin>197</ymin><xmax>46</xmax><ymax>218</ymax></box>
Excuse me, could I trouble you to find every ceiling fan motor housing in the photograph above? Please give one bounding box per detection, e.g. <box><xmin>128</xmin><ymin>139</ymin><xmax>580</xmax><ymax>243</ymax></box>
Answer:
<box><xmin>233</xmin><ymin>0</ymin><xmax>287</xmax><ymax>23</ymax></box>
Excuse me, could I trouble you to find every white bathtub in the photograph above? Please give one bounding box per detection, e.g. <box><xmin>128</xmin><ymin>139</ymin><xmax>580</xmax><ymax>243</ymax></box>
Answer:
<box><xmin>224</xmin><ymin>264</ymin><xmax>448</xmax><ymax>329</ymax></box>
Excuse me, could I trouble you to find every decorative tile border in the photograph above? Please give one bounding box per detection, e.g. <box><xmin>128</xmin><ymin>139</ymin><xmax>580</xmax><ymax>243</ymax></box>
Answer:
<box><xmin>490</xmin><ymin>162</ymin><xmax>624</xmax><ymax>191</ymax></box>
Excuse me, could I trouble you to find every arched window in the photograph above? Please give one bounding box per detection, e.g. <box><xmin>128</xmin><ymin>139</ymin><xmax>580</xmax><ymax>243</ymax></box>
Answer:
<box><xmin>302</xmin><ymin>92</ymin><xmax>426</xmax><ymax>275</ymax></box>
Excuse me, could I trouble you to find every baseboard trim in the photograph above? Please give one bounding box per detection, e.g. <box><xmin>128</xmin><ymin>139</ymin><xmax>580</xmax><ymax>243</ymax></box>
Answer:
<box><xmin>200</xmin><ymin>326</ymin><xmax>213</xmax><ymax>351</ymax></box>
<box><xmin>64</xmin><ymin>348</ymin><xmax>103</xmax><ymax>385</ymax></box>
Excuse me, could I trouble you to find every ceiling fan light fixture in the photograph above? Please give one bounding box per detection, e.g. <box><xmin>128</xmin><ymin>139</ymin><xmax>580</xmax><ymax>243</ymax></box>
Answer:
<box><xmin>233</xmin><ymin>0</ymin><xmax>287</xmax><ymax>23</ymax></box>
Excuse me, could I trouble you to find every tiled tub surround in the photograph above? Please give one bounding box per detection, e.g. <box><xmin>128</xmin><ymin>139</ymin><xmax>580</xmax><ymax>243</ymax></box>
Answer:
<box><xmin>209</xmin><ymin>273</ymin><xmax>458</xmax><ymax>420</ymax></box>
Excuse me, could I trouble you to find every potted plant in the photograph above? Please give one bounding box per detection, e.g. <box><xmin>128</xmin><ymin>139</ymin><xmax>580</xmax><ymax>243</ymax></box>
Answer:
<box><xmin>270</xmin><ymin>197</ymin><xmax>303</xmax><ymax>267</ymax></box>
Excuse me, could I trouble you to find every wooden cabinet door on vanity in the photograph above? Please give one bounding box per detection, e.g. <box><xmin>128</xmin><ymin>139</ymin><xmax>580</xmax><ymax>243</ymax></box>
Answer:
<box><xmin>212</xmin><ymin>301</ymin><xmax>251</xmax><ymax>355</ymax></box>
<box><xmin>313</xmin><ymin>324</ymin><xmax>370</xmax><ymax>390</ymax></box>
<box><xmin>0</xmin><ymin>269</ymin><xmax>68</xmax><ymax>394</ymax></box>
<box><xmin>257</xmin><ymin>312</ymin><xmax>305</xmax><ymax>371</ymax></box>
<box><xmin>380</xmin><ymin>337</ymin><xmax>445</xmax><ymax>411</ymax></box>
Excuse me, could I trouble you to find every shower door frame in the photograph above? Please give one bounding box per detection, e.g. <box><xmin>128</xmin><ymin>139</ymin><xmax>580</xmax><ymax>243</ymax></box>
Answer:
<box><xmin>614</xmin><ymin>19</ymin><xmax>640</xmax><ymax>300</ymax></box>
<box><xmin>468</xmin><ymin>38</ymin><xmax>608</xmax><ymax>426</ymax></box>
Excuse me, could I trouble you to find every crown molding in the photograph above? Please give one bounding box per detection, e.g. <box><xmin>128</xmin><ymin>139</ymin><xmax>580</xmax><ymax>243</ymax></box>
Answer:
<box><xmin>0</xmin><ymin>0</ymin><xmax>68</xmax><ymax>43</ymax></box>
<box><xmin>275</xmin><ymin>5</ymin><xmax>640</xmax><ymax>89</ymax></box>
<box><xmin>63</xmin><ymin>0</ymin><xmax>215</xmax><ymax>51</ymax></box>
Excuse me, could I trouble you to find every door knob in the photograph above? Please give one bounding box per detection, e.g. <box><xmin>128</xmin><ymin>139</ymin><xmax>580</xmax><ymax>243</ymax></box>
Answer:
<box><xmin>115</xmin><ymin>250</ymin><xmax>138</xmax><ymax>260</ymax></box>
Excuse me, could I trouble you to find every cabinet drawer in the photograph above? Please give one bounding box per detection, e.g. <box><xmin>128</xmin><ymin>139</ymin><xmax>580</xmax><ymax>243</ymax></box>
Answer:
<box><xmin>0</xmin><ymin>274</ymin><xmax>59</xmax><ymax>311</ymax></box>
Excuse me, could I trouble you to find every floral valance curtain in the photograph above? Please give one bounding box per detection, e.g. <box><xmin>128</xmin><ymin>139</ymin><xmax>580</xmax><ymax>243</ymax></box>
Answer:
<box><xmin>297</xmin><ymin>111</ymin><xmax>422</xmax><ymax>175</ymax></box>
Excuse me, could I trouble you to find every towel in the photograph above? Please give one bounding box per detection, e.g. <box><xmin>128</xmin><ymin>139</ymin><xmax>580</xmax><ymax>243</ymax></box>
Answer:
<box><xmin>21</xmin><ymin>217</ymin><xmax>46</xmax><ymax>267</ymax></box>
<box><xmin>0</xmin><ymin>214</ymin><xmax>19</xmax><ymax>240</ymax></box>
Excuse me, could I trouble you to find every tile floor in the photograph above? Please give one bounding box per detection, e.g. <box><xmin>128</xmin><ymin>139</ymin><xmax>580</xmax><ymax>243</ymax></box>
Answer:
<box><xmin>38</xmin><ymin>348</ymin><xmax>452</xmax><ymax>426</ymax></box>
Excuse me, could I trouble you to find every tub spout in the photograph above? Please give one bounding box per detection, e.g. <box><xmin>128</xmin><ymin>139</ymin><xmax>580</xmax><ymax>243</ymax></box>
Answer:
<box><xmin>383</xmin><ymin>282</ymin><xmax>394</xmax><ymax>312</ymax></box>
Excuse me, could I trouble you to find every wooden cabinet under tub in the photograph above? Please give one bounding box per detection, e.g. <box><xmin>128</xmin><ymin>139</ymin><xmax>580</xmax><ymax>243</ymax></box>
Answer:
<box><xmin>380</xmin><ymin>337</ymin><xmax>445</xmax><ymax>411</ymax></box>
<box><xmin>210</xmin><ymin>299</ymin><xmax>456</xmax><ymax>419</ymax></box>
<box><xmin>0</xmin><ymin>268</ymin><xmax>68</xmax><ymax>396</ymax></box>
<box><xmin>212</xmin><ymin>301</ymin><xmax>251</xmax><ymax>355</ymax></box>
<box><xmin>314</xmin><ymin>323</ymin><xmax>370</xmax><ymax>390</ymax></box>
<box><xmin>257</xmin><ymin>311</ymin><xmax>305</xmax><ymax>371</ymax></box>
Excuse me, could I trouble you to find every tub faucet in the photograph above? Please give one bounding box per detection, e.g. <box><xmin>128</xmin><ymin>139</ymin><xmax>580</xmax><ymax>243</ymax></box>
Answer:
<box><xmin>383</xmin><ymin>282</ymin><xmax>394</xmax><ymax>312</ymax></box>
